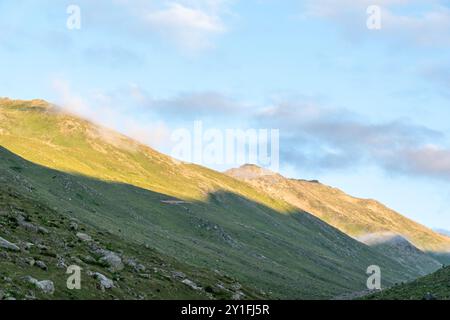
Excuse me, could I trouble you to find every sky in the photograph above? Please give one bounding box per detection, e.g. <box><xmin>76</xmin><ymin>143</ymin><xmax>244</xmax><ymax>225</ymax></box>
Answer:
<box><xmin>1</xmin><ymin>0</ymin><xmax>450</xmax><ymax>230</ymax></box>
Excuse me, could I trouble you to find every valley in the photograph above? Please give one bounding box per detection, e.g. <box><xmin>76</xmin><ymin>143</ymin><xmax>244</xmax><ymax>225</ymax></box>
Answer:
<box><xmin>0</xmin><ymin>98</ymin><xmax>449</xmax><ymax>300</ymax></box>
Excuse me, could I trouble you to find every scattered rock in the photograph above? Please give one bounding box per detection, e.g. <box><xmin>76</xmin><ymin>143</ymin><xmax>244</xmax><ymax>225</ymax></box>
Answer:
<box><xmin>216</xmin><ymin>283</ymin><xmax>227</xmax><ymax>291</ymax></box>
<box><xmin>24</xmin><ymin>242</ymin><xmax>34</xmax><ymax>250</ymax></box>
<box><xmin>24</xmin><ymin>276</ymin><xmax>55</xmax><ymax>294</ymax></box>
<box><xmin>94</xmin><ymin>249</ymin><xmax>124</xmax><ymax>272</ymax></box>
<box><xmin>232</xmin><ymin>291</ymin><xmax>245</xmax><ymax>300</ymax></box>
<box><xmin>37</xmin><ymin>280</ymin><xmax>55</xmax><ymax>294</ymax></box>
<box><xmin>172</xmin><ymin>271</ymin><xmax>186</xmax><ymax>279</ymax></box>
<box><xmin>69</xmin><ymin>222</ymin><xmax>78</xmax><ymax>231</ymax></box>
<box><xmin>231</xmin><ymin>283</ymin><xmax>242</xmax><ymax>291</ymax></box>
<box><xmin>16</xmin><ymin>215</ymin><xmax>49</xmax><ymax>234</ymax></box>
<box><xmin>35</xmin><ymin>260</ymin><xmax>48</xmax><ymax>271</ymax></box>
<box><xmin>124</xmin><ymin>258</ymin><xmax>145</xmax><ymax>273</ymax></box>
<box><xmin>181</xmin><ymin>279</ymin><xmax>202</xmax><ymax>291</ymax></box>
<box><xmin>88</xmin><ymin>272</ymin><xmax>114</xmax><ymax>291</ymax></box>
<box><xmin>0</xmin><ymin>236</ymin><xmax>20</xmax><ymax>251</ymax></box>
<box><xmin>76</xmin><ymin>233</ymin><xmax>92</xmax><ymax>242</ymax></box>
<box><xmin>26</xmin><ymin>257</ymin><xmax>36</xmax><ymax>266</ymax></box>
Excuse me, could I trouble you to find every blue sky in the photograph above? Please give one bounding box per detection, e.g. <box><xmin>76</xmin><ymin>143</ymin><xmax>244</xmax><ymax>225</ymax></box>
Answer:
<box><xmin>1</xmin><ymin>0</ymin><xmax>450</xmax><ymax>230</ymax></box>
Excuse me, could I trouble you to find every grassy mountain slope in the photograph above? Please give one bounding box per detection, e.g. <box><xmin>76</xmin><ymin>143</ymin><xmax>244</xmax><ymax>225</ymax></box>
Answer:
<box><xmin>226</xmin><ymin>165</ymin><xmax>450</xmax><ymax>264</ymax></box>
<box><xmin>0</xmin><ymin>98</ymin><xmax>436</xmax><ymax>299</ymax></box>
<box><xmin>365</xmin><ymin>266</ymin><xmax>450</xmax><ymax>300</ymax></box>
<box><xmin>359</xmin><ymin>234</ymin><xmax>442</xmax><ymax>276</ymax></box>
<box><xmin>0</xmin><ymin>175</ymin><xmax>260</xmax><ymax>300</ymax></box>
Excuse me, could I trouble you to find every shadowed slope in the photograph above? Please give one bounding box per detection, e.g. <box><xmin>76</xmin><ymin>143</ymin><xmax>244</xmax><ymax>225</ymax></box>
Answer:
<box><xmin>365</xmin><ymin>266</ymin><xmax>450</xmax><ymax>300</ymax></box>
<box><xmin>0</xmin><ymin>174</ymin><xmax>262</xmax><ymax>300</ymax></box>
<box><xmin>226</xmin><ymin>165</ymin><xmax>450</xmax><ymax>256</ymax></box>
<box><xmin>357</xmin><ymin>233</ymin><xmax>442</xmax><ymax>276</ymax></box>
<box><xmin>0</xmin><ymin>146</ymin><xmax>419</xmax><ymax>298</ymax></box>
<box><xmin>0</xmin><ymin>98</ymin><xmax>439</xmax><ymax>298</ymax></box>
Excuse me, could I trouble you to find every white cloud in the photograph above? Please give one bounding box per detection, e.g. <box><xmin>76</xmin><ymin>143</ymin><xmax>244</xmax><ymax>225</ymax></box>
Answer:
<box><xmin>126</xmin><ymin>85</ymin><xmax>250</xmax><ymax>118</ymax></box>
<box><xmin>63</xmin><ymin>0</ymin><xmax>232</xmax><ymax>53</ymax></box>
<box><xmin>145</xmin><ymin>2</ymin><xmax>226</xmax><ymax>51</ymax></box>
<box><xmin>52</xmin><ymin>79</ymin><xmax>90</xmax><ymax>114</ymax></box>
<box><xmin>255</xmin><ymin>99</ymin><xmax>450</xmax><ymax>179</ymax></box>
<box><xmin>125</xmin><ymin>0</ymin><xmax>232</xmax><ymax>52</ymax></box>
<box><xmin>383</xmin><ymin>6</ymin><xmax>450</xmax><ymax>46</ymax></box>
<box><xmin>50</xmin><ymin>79</ymin><xmax>450</xmax><ymax>181</ymax></box>
<box><xmin>51</xmin><ymin>79</ymin><xmax>171</xmax><ymax>150</ymax></box>
<box><xmin>388</xmin><ymin>145</ymin><xmax>450</xmax><ymax>179</ymax></box>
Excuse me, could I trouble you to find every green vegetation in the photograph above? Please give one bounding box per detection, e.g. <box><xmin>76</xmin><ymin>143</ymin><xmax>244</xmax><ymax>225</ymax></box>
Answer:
<box><xmin>0</xmin><ymin>98</ymin><xmax>445</xmax><ymax>299</ymax></box>
<box><xmin>226</xmin><ymin>164</ymin><xmax>450</xmax><ymax>268</ymax></box>
<box><xmin>365</xmin><ymin>266</ymin><xmax>450</xmax><ymax>300</ymax></box>
<box><xmin>0</xmin><ymin>177</ymin><xmax>261</xmax><ymax>300</ymax></box>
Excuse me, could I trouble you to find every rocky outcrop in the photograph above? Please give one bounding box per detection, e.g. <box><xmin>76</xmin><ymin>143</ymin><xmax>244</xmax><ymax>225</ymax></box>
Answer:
<box><xmin>0</xmin><ymin>236</ymin><xmax>20</xmax><ymax>251</ymax></box>
<box><xmin>76</xmin><ymin>233</ymin><xmax>92</xmax><ymax>242</ymax></box>
<box><xmin>88</xmin><ymin>272</ymin><xmax>114</xmax><ymax>291</ymax></box>
<box><xmin>24</xmin><ymin>276</ymin><xmax>55</xmax><ymax>295</ymax></box>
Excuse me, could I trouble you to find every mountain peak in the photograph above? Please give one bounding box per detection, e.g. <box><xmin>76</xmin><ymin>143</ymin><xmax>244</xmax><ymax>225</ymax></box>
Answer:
<box><xmin>0</xmin><ymin>98</ymin><xmax>53</xmax><ymax>111</ymax></box>
<box><xmin>225</xmin><ymin>164</ymin><xmax>277</xmax><ymax>179</ymax></box>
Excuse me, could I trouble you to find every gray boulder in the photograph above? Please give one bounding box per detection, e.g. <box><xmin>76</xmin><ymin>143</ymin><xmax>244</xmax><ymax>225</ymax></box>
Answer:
<box><xmin>69</xmin><ymin>222</ymin><xmax>78</xmax><ymax>231</ymax></box>
<box><xmin>124</xmin><ymin>258</ymin><xmax>145</xmax><ymax>273</ymax></box>
<box><xmin>36</xmin><ymin>280</ymin><xmax>55</xmax><ymax>294</ymax></box>
<box><xmin>88</xmin><ymin>272</ymin><xmax>114</xmax><ymax>290</ymax></box>
<box><xmin>92</xmin><ymin>248</ymin><xmax>124</xmax><ymax>272</ymax></box>
<box><xmin>0</xmin><ymin>236</ymin><xmax>20</xmax><ymax>251</ymax></box>
<box><xmin>16</xmin><ymin>215</ymin><xmax>49</xmax><ymax>234</ymax></box>
<box><xmin>24</xmin><ymin>276</ymin><xmax>55</xmax><ymax>294</ymax></box>
<box><xmin>35</xmin><ymin>260</ymin><xmax>48</xmax><ymax>271</ymax></box>
<box><xmin>76</xmin><ymin>233</ymin><xmax>92</xmax><ymax>242</ymax></box>
<box><xmin>181</xmin><ymin>279</ymin><xmax>202</xmax><ymax>291</ymax></box>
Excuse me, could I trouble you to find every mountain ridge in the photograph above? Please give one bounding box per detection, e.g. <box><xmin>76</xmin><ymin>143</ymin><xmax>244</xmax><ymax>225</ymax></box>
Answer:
<box><xmin>0</xmin><ymin>98</ymin><xmax>445</xmax><ymax>299</ymax></box>
<box><xmin>225</xmin><ymin>164</ymin><xmax>450</xmax><ymax>255</ymax></box>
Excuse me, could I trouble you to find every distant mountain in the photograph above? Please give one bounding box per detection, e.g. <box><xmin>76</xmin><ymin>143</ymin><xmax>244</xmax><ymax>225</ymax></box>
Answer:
<box><xmin>0</xmin><ymin>98</ymin><xmax>445</xmax><ymax>299</ymax></box>
<box><xmin>226</xmin><ymin>164</ymin><xmax>450</xmax><ymax>268</ymax></box>
<box><xmin>435</xmin><ymin>229</ymin><xmax>450</xmax><ymax>237</ymax></box>
<box><xmin>357</xmin><ymin>233</ymin><xmax>442</xmax><ymax>276</ymax></box>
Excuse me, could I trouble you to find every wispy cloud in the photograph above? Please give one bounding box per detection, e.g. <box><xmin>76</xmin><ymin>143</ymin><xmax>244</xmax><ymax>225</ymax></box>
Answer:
<box><xmin>126</xmin><ymin>85</ymin><xmax>251</xmax><ymax>118</ymax></box>
<box><xmin>108</xmin><ymin>0</ymin><xmax>233</xmax><ymax>52</ymax></box>
<box><xmin>144</xmin><ymin>2</ymin><xmax>227</xmax><ymax>52</ymax></box>
<box><xmin>52</xmin><ymin>79</ymin><xmax>171</xmax><ymax>149</ymax></box>
<box><xmin>255</xmin><ymin>99</ymin><xmax>450</xmax><ymax>180</ymax></box>
<box><xmin>50</xmin><ymin>75</ymin><xmax>450</xmax><ymax>181</ymax></box>
<box><xmin>32</xmin><ymin>0</ymin><xmax>234</xmax><ymax>54</ymax></box>
<box><xmin>386</xmin><ymin>145</ymin><xmax>450</xmax><ymax>179</ymax></box>
<box><xmin>303</xmin><ymin>0</ymin><xmax>450</xmax><ymax>46</ymax></box>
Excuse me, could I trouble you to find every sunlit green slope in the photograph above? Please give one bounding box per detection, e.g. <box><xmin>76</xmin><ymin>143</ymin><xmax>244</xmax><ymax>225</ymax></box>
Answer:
<box><xmin>226</xmin><ymin>165</ymin><xmax>450</xmax><ymax>262</ymax></box>
<box><xmin>0</xmin><ymin>98</ymin><xmax>432</xmax><ymax>299</ymax></box>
